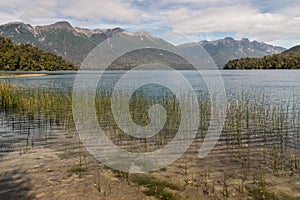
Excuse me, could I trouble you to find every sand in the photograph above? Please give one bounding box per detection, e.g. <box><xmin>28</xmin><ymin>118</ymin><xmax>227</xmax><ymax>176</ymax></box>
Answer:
<box><xmin>0</xmin><ymin>73</ymin><xmax>48</xmax><ymax>78</ymax></box>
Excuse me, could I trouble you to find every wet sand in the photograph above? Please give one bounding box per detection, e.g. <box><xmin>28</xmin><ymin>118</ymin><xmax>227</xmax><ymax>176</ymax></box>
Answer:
<box><xmin>1</xmin><ymin>130</ymin><xmax>300</xmax><ymax>200</ymax></box>
<box><xmin>0</xmin><ymin>131</ymin><xmax>152</xmax><ymax>200</ymax></box>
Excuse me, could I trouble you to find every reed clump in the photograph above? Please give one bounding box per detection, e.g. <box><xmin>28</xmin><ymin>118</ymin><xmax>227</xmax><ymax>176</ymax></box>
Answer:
<box><xmin>0</xmin><ymin>82</ymin><xmax>299</xmax><ymax>199</ymax></box>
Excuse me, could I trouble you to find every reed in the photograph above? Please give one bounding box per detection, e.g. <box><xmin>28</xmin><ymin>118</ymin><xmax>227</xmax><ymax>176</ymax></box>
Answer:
<box><xmin>0</xmin><ymin>82</ymin><xmax>299</xmax><ymax>199</ymax></box>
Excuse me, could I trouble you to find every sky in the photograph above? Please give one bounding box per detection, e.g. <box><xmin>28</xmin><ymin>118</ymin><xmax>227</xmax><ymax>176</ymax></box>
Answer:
<box><xmin>0</xmin><ymin>0</ymin><xmax>300</xmax><ymax>48</ymax></box>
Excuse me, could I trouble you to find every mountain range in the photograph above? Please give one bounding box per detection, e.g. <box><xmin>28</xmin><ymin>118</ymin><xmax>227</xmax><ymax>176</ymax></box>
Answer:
<box><xmin>0</xmin><ymin>21</ymin><xmax>124</xmax><ymax>65</ymax></box>
<box><xmin>0</xmin><ymin>21</ymin><xmax>286</xmax><ymax>69</ymax></box>
<box><xmin>178</xmin><ymin>38</ymin><xmax>285</xmax><ymax>67</ymax></box>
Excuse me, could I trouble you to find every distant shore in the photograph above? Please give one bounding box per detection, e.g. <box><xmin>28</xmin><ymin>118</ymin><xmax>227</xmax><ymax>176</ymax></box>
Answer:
<box><xmin>0</xmin><ymin>73</ymin><xmax>48</xmax><ymax>78</ymax></box>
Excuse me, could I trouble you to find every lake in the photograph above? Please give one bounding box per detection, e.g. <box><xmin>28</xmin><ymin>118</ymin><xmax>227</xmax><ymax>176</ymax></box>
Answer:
<box><xmin>0</xmin><ymin>69</ymin><xmax>300</xmax><ymax>199</ymax></box>
<box><xmin>1</xmin><ymin>70</ymin><xmax>300</xmax><ymax>104</ymax></box>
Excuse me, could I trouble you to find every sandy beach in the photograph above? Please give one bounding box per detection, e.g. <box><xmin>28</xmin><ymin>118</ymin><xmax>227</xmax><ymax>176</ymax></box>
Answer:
<box><xmin>0</xmin><ymin>73</ymin><xmax>48</xmax><ymax>78</ymax></box>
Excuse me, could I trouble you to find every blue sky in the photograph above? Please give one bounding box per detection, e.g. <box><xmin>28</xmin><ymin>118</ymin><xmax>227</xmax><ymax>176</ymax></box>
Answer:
<box><xmin>0</xmin><ymin>0</ymin><xmax>300</xmax><ymax>48</ymax></box>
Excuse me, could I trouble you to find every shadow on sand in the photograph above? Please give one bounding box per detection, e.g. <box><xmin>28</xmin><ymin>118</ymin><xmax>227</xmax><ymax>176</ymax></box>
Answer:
<box><xmin>0</xmin><ymin>169</ymin><xmax>33</xmax><ymax>199</ymax></box>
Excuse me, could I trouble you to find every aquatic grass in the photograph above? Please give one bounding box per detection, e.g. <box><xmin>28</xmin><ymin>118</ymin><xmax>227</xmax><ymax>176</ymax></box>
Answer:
<box><xmin>131</xmin><ymin>174</ymin><xmax>180</xmax><ymax>200</ymax></box>
<box><xmin>0</xmin><ymin>82</ymin><xmax>299</xmax><ymax>199</ymax></box>
<box><xmin>0</xmin><ymin>82</ymin><xmax>298</xmax><ymax>157</ymax></box>
<box><xmin>67</xmin><ymin>166</ymin><xmax>88</xmax><ymax>173</ymax></box>
<box><xmin>246</xmin><ymin>185</ymin><xmax>276</xmax><ymax>200</ymax></box>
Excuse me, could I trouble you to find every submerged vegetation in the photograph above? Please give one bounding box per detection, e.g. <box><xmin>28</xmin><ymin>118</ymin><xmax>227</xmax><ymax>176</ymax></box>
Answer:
<box><xmin>0</xmin><ymin>82</ymin><xmax>299</xmax><ymax>199</ymax></box>
<box><xmin>0</xmin><ymin>36</ymin><xmax>77</xmax><ymax>71</ymax></box>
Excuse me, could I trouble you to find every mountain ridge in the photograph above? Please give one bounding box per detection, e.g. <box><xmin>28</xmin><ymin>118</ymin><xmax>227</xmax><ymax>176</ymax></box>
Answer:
<box><xmin>178</xmin><ymin>37</ymin><xmax>285</xmax><ymax>67</ymax></box>
<box><xmin>283</xmin><ymin>45</ymin><xmax>300</xmax><ymax>53</ymax></box>
<box><xmin>0</xmin><ymin>21</ymin><xmax>125</xmax><ymax>65</ymax></box>
<box><xmin>0</xmin><ymin>21</ymin><xmax>286</xmax><ymax>68</ymax></box>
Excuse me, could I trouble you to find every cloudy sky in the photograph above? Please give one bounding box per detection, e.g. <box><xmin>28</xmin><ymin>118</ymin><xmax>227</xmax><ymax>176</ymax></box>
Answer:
<box><xmin>0</xmin><ymin>0</ymin><xmax>300</xmax><ymax>47</ymax></box>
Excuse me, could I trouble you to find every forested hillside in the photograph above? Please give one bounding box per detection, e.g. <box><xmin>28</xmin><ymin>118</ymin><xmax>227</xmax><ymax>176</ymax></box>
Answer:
<box><xmin>224</xmin><ymin>50</ymin><xmax>300</xmax><ymax>69</ymax></box>
<box><xmin>0</xmin><ymin>36</ymin><xmax>77</xmax><ymax>71</ymax></box>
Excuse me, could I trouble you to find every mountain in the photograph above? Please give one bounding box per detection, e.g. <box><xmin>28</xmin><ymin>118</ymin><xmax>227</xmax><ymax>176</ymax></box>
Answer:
<box><xmin>224</xmin><ymin>45</ymin><xmax>300</xmax><ymax>70</ymax></box>
<box><xmin>0</xmin><ymin>36</ymin><xmax>76</xmax><ymax>71</ymax></box>
<box><xmin>178</xmin><ymin>37</ymin><xmax>285</xmax><ymax>68</ymax></box>
<box><xmin>0</xmin><ymin>21</ymin><xmax>195</xmax><ymax>70</ymax></box>
<box><xmin>0</xmin><ymin>21</ymin><xmax>124</xmax><ymax>65</ymax></box>
<box><xmin>0</xmin><ymin>21</ymin><xmax>286</xmax><ymax>69</ymax></box>
<box><xmin>283</xmin><ymin>45</ymin><xmax>300</xmax><ymax>53</ymax></box>
<box><xmin>79</xmin><ymin>31</ymin><xmax>195</xmax><ymax>70</ymax></box>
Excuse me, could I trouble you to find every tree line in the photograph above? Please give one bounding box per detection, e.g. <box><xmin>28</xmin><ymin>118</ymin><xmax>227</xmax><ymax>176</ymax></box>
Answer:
<box><xmin>0</xmin><ymin>36</ymin><xmax>78</xmax><ymax>71</ymax></box>
<box><xmin>224</xmin><ymin>51</ymin><xmax>300</xmax><ymax>70</ymax></box>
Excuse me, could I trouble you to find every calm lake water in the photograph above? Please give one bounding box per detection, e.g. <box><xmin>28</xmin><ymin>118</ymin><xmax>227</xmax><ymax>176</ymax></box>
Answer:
<box><xmin>0</xmin><ymin>70</ymin><xmax>299</xmax><ymax>199</ymax></box>
<box><xmin>1</xmin><ymin>70</ymin><xmax>299</xmax><ymax>105</ymax></box>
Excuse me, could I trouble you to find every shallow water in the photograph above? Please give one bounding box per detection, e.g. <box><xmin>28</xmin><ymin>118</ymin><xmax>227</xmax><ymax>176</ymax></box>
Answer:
<box><xmin>0</xmin><ymin>70</ymin><xmax>299</xmax><ymax>199</ymax></box>
<box><xmin>1</xmin><ymin>70</ymin><xmax>299</xmax><ymax>102</ymax></box>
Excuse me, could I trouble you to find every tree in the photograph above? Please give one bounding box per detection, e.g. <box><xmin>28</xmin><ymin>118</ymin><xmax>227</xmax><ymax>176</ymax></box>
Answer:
<box><xmin>0</xmin><ymin>36</ymin><xmax>78</xmax><ymax>71</ymax></box>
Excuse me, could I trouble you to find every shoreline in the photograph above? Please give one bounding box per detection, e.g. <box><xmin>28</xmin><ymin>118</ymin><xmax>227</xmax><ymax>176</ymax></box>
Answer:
<box><xmin>0</xmin><ymin>73</ymin><xmax>48</xmax><ymax>78</ymax></box>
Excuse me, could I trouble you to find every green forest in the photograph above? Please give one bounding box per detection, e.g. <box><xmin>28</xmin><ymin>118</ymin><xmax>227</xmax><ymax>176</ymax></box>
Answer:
<box><xmin>224</xmin><ymin>51</ymin><xmax>300</xmax><ymax>70</ymax></box>
<box><xmin>0</xmin><ymin>36</ymin><xmax>78</xmax><ymax>71</ymax></box>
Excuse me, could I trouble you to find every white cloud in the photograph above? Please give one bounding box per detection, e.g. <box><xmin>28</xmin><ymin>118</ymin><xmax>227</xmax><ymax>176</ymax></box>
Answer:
<box><xmin>0</xmin><ymin>0</ymin><xmax>300</xmax><ymax>47</ymax></box>
<box><xmin>0</xmin><ymin>0</ymin><xmax>143</xmax><ymax>25</ymax></box>
<box><xmin>0</xmin><ymin>0</ymin><xmax>60</xmax><ymax>24</ymax></box>
<box><xmin>161</xmin><ymin>0</ymin><xmax>241</xmax><ymax>7</ymax></box>
<box><xmin>60</xmin><ymin>0</ymin><xmax>142</xmax><ymax>23</ymax></box>
<box><xmin>164</xmin><ymin>5</ymin><xmax>300</xmax><ymax>42</ymax></box>
<box><xmin>277</xmin><ymin>5</ymin><xmax>300</xmax><ymax>17</ymax></box>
